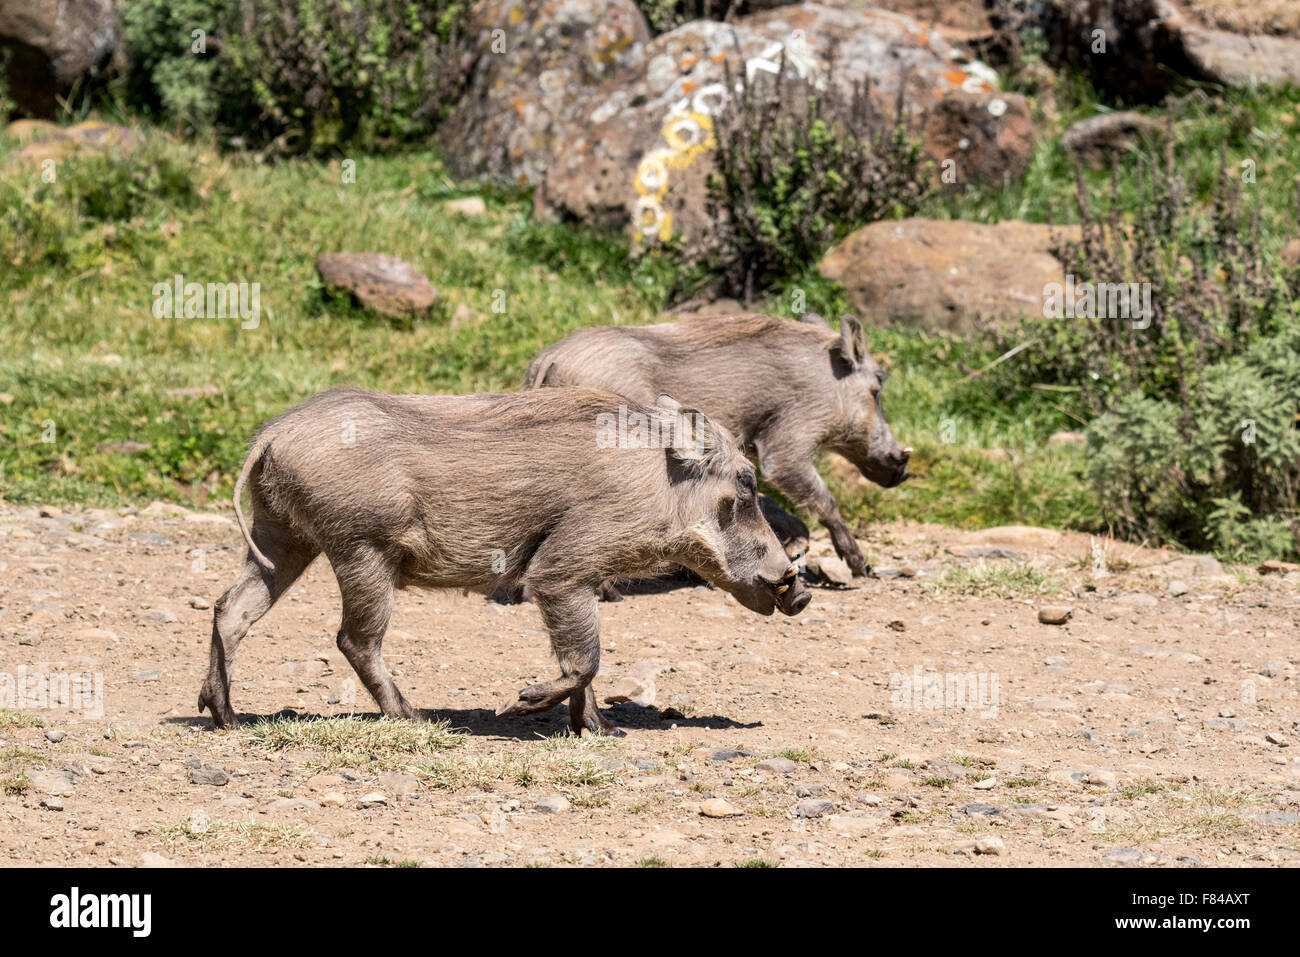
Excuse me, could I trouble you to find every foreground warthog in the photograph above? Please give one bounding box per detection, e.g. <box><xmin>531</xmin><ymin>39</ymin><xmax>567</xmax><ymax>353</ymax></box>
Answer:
<box><xmin>525</xmin><ymin>313</ymin><xmax>911</xmax><ymax>577</ymax></box>
<box><xmin>199</xmin><ymin>387</ymin><xmax>808</xmax><ymax>735</ymax></box>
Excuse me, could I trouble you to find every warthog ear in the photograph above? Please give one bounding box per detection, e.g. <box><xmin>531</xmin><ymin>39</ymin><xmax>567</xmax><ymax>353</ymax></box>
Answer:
<box><xmin>838</xmin><ymin>314</ymin><xmax>867</xmax><ymax>367</ymax></box>
<box><xmin>666</xmin><ymin>406</ymin><xmax>730</xmax><ymax>475</ymax></box>
<box><xmin>800</xmin><ymin>311</ymin><xmax>830</xmax><ymax>328</ymax></box>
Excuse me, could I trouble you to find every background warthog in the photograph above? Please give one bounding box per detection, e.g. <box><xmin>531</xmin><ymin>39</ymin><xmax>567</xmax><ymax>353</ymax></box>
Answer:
<box><xmin>525</xmin><ymin>313</ymin><xmax>911</xmax><ymax>577</ymax></box>
<box><xmin>200</xmin><ymin>387</ymin><xmax>807</xmax><ymax>736</ymax></box>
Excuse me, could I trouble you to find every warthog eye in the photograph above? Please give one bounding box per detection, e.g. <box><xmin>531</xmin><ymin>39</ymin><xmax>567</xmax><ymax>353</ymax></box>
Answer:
<box><xmin>737</xmin><ymin>470</ymin><xmax>757</xmax><ymax>501</ymax></box>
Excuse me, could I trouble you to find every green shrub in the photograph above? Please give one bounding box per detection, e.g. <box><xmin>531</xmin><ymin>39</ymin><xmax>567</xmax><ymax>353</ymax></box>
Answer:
<box><xmin>1087</xmin><ymin>330</ymin><xmax>1300</xmax><ymax>560</ymax></box>
<box><xmin>121</xmin><ymin>0</ymin><xmax>470</xmax><ymax>155</ymax></box>
<box><xmin>705</xmin><ymin>59</ymin><xmax>931</xmax><ymax>300</ymax></box>
<box><xmin>121</xmin><ymin>0</ymin><xmax>224</xmax><ymax>129</ymax></box>
<box><xmin>991</xmin><ymin>139</ymin><xmax>1300</xmax><ymax>558</ymax></box>
<box><xmin>633</xmin><ymin>1</ymin><xmax>740</xmax><ymax>35</ymax></box>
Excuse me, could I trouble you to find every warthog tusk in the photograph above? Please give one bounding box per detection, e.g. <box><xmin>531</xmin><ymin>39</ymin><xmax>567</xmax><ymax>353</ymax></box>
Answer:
<box><xmin>776</xmin><ymin>584</ymin><xmax>790</xmax><ymax>594</ymax></box>
<box><xmin>903</xmin><ymin>447</ymin><xmax>914</xmax><ymax>455</ymax></box>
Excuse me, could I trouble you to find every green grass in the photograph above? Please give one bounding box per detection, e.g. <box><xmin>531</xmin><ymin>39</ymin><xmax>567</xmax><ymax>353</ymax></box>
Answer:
<box><xmin>0</xmin><ymin>709</ymin><xmax>44</xmax><ymax>729</ymax></box>
<box><xmin>3</xmin><ymin>80</ymin><xmax>1298</xmax><ymax>555</ymax></box>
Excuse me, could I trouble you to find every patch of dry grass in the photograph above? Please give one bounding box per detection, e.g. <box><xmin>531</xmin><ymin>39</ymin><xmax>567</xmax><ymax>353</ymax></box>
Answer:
<box><xmin>241</xmin><ymin>716</ymin><xmax>462</xmax><ymax>771</ymax></box>
<box><xmin>154</xmin><ymin>818</ymin><xmax>314</xmax><ymax>852</ymax></box>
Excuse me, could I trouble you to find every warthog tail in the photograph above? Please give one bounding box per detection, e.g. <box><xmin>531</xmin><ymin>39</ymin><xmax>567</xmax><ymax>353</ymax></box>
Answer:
<box><xmin>233</xmin><ymin>430</ymin><xmax>276</xmax><ymax>571</ymax></box>
<box><xmin>522</xmin><ymin>351</ymin><xmax>556</xmax><ymax>390</ymax></box>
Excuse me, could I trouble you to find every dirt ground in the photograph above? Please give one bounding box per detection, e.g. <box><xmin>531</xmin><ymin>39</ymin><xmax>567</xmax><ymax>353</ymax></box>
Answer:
<box><xmin>2</xmin><ymin>501</ymin><xmax>1298</xmax><ymax>868</ymax></box>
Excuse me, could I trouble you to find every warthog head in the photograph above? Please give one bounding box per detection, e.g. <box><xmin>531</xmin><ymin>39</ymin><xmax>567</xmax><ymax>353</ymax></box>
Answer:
<box><xmin>658</xmin><ymin>396</ymin><xmax>809</xmax><ymax>617</ymax></box>
<box><xmin>827</xmin><ymin>315</ymin><xmax>912</xmax><ymax>488</ymax></box>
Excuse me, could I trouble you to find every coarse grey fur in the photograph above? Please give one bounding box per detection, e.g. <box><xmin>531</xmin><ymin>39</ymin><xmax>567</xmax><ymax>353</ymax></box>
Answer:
<box><xmin>525</xmin><ymin>313</ymin><xmax>911</xmax><ymax>577</ymax></box>
<box><xmin>201</xmin><ymin>386</ymin><xmax>808</xmax><ymax>735</ymax></box>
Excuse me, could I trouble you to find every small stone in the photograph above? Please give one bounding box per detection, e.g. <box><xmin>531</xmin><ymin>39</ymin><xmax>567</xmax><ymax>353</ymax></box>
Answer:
<box><xmin>1103</xmin><ymin>848</ymin><xmax>1142</xmax><ymax>866</ymax></box>
<box><xmin>1265</xmin><ymin>732</ymin><xmax>1289</xmax><ymax>747</ymax></box>
<box><xmin>187</xmin><ymin>809</ymin><xmax>211</xmax><ymax>834</ymax></box>
<box><xmin>700</xmin><ymin>798</ymin><xmax>743</xmax><ymax>818</ymax></box>
<box><xmin>445</xmin><ymin>196</ymin><xmax>487</xmax><ymax>217</ymax></box>
<box><xmin>794</xmin><ymin>798</ymin><xmax>835</xmax><ymax>818</ymax></box>
<box><xmin>534</xmin><ymin>795</ymin><xmax>570</xmax><ymax>813</ymax></box>
<box><xmin>1167</xmin><ymin>579</ymin><xmax>1188</xmax><ymax>596</ymax></box>
<box><xmin>189</xmin><ymin>596</ymin><xmax>211</xmax><ymax>610</ymax></box>
<box><xmin>756</xmin><ymin>757</ymin><xmax>798</xmax><ymax>775</ymax></box>
<box><xmin>378</xmin><ymin>772</ymin><xmax>419</xmax><ymax>797</ymax></box>
<box><xmin>805</xmin><ymin>553</ymin><xmax>855</xmax><ymax>586</ymax></box>
<box><xmin>1037</xmin><ymin>605</ymin><xmax>1072</xmax><ymax>625</ymax></box>
<box><xmin>190</xmin><ymin>766</ymin><xmax>230</xmax><ymax>787</ymax></box>
<box><xmin>974</xmin><ymin>837</ymin><xmax>1005</xmax><ymax>856</ymax></box>
<box><xmin>1257</xmin><ymin>560</ymin><xmax>1299</xmax><ymax>575</ymax></box>
<box><xmin>972</xmin><ymin>777</ymin><xmax>996</xmax><ymax>790</ymax></box>
<box><xmin>710</xmin><ymin>748</ymin><xmax>753</xmax><ymax>762</ymax></box>
<box><xmin>887</xmin><ymin>619</ymin><xmax>906</xmax><ymax>632</ymax></box>
<box><xmin>358</xmin><ymin>792</ymin><xmax>389</xmax><ymax>808</ymax></box>
<box><xmin>38</xmin><ymin>505</ymin><xmax>62</xmax><ymax>518</ymax></box>
<box><xmin>319</xmin><ymin>791</ymin><xmax>346</xmax><ymax>807</ymax></box>
<box><xmin>44</xmin><ymin>729</ymin><xmax>65</xmax><ymax>743</ymax></box>
<box><xmin>40</xmin><ymin>797</ymin><xmax>64</xmax><ymax>811</ymax></box>
<box><xmin>963</xmin><ymin>802</ymin><xmax>1002</xmax><ymax>816</ymax></box>
<box><xmin>138</xmin><ymin>852</ymin><xmax>175</xmax><ymax>868</ymax></box>
<box><xmin>139</xmin><ymin>607</ymin><xmax>178</xmax><ymax>624</ymax></box>
<box><xmin>603</xmin><ymin>675</ymin><xmax>655</xmax><ymax>707</ymax></box>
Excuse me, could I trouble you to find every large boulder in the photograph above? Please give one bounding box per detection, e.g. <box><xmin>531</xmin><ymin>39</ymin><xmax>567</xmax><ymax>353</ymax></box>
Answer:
<box><xmin>0</xmin><ymin>0</ymin><xmax>121</xmax><ymax>117</ymax></box>
<box><xmin>534</xmin><ymin>3</ymin><xmax>1031</xmax><ymax>253</ymax></box>
<box><xmin>1018</xmin><ymin>0</ymin><xmax>1300</xmax><ymax>99</ymax></box>
<box><xmin>818</xmin><ymin>219</ymin><xmax>1081</xmax><ymax>334</ymax></box>
<box><xmin>438</xmin><ymin>0</ymin><xmax>651</xmax><ymax>185</ymax></box>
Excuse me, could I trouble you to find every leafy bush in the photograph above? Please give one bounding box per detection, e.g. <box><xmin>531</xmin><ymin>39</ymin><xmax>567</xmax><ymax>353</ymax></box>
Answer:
<box><xmin>1086</xmin><ymin>330</ymin><xmax>1300</xmax><ymax>559</ymax></box>
<box><xmin>991</xmin><ymin>139</ymin><xmax>1300</xmax><ymax>558</ymax></box>
<box><xmin>705</xmin><ymin>58</ymin><xmax>931</xmax><ymax>300</ymax></box>
<box><xmin>633</xmin><ymin>1</ymin><xmax>743</xmax><ymax>35</ymax></box>
<box><xmin>121</xmin><ymin>0</ymin><xmax>224</xmax><ymax>129</ymax></box>
<box><xmin>121</xmin><ymin>0</ymin><xmax>469</xmax><ymax>155</ymax></box>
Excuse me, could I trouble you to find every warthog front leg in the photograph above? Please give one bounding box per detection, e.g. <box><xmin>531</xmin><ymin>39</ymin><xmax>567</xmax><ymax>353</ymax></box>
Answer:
<box><xmin>761</xmin><ymin>450</ymin><xmax>868</xmax><ymax>577</ymax></box>
<box><xmin>332</xmin><ymin>547</ymin><xmax>417</xmax><ymax>720</ymax></box>
<box><xmin>497</xmin><ymin>586</ymin><xmax>623</xmax><ymax>736</ymax></box>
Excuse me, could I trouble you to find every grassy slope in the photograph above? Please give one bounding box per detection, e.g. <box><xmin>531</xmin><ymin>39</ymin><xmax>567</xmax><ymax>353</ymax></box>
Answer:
<box><xmin>2</xmin><ymin>81</ymin><xmax>1297</xmax><ymax>547</ymax></box>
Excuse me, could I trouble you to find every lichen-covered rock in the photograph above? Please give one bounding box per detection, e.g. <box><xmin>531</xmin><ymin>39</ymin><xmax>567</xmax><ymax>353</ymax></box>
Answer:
<box><xmin>534</xmin><ymin>3</ymin><xmax>1026</xmax><ymax>253</ymax></box>
<box><xmin>438</xmin><ymin>0</ymin><xmax>651</xmax><ymax>185</ymax></box>
<box><xmin>0</xmin><ymin>0</ymin><xmax>121</xmax><ymax>116</ymax></box>
<box><xmin>819</xmin><ymin>219</ymin><xmax>1082</xmax><ymax>334</ymax></box>
<box><xmin>922</xmin><ymin>89</ymin><xmax>1034</xmax><ymax>188</ymax></box>
<box><xmin>316</xmin><ymin>253</ymin><xmax>438</xmax><ymax>319</ymax></box>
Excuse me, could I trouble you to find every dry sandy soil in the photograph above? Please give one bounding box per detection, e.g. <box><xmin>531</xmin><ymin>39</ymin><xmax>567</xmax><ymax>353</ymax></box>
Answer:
<box><xmin>1</xmin><ymin>502</ymin><xmax>1298</xmax><ymax>868</ymax></box>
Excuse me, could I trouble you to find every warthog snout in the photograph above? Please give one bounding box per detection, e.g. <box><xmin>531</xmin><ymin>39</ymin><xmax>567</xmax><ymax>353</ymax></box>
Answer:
<box><xmin>768</xmin><ymin>564</ymin><xmax>810</xmax><ymax>616</ymax></box>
